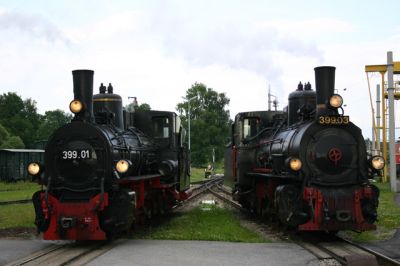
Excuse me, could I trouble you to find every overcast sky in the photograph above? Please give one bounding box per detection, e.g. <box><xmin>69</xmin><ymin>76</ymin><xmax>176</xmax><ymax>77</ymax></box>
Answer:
<box><xmin>1</xmin><ymin>0</ymin><xmax>400</xmax><ymax>138</ymax></box>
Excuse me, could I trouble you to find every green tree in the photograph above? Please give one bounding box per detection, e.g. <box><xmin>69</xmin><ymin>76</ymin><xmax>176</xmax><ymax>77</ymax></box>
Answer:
<box><xmin>177</xmin><ymin>82</ymin><xmax>230</xmax><ymax>165</ymax></box>
<box><xmin>125</xmin><ymin>102</ymin><xmax>151</xmax><ymax>112</ymax></box>
<box><xmin>0</xmin><ymin>136</ymin><xmax>25</xmax><ymax>149</ymax></box>
<box><xmin>36</xmin><ymin>110</ymin><xmax>72</xmax><ymax>141</ymax></box>
<box><xmin>0</xmin><ymin>124</ymin><xmax>10</xmax><ymax>145</ymax></box>
<box><xmin>136</xmin><ymin>103</ymin><xmax>151</xmax><ymax>111</ymax></box>
<box><xmin>0</xmin><ymin>123</ymin><xmax>25</xmax><ymax>149</ymax></box>
<box><xmin>0</xmin><ymin>92</ymin><xmax>42</xmax><ymax>147</ymax></box>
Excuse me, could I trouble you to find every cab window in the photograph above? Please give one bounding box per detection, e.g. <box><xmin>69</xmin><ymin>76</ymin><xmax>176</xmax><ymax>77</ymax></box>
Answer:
<box><xmin>153</xmin><ymin>117</ymin><xmax>170</xmax><ymax>138</ymax></box>
<box><xmin>242</xmin><ymin>117</ymin><xmax>259</xmax><ymax>139</ymax></box>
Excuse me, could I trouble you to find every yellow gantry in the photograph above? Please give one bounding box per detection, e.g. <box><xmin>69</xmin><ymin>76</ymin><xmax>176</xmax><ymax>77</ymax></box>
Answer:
<box><xmin>365</xmin><ymin>62</ymin><xmax>400</xmax><ymax>181</ymax></box>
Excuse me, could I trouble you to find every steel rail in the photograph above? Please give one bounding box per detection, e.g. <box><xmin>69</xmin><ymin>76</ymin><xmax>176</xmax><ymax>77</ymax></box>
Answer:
<box><xmin>0</xmin><ymin>199</ymin><xmax>31</xmax><ymax>205</ymax></box>
<box><xmin>338</xmin><ymin>236</ymin><xmax>400</xmax><ymax>266</ymax></box>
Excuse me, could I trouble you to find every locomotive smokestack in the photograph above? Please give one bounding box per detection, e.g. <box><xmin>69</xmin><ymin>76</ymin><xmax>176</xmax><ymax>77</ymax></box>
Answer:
<box><xmin>314</xmin><ymin>66</ymin><xmax>336</xmax><ymax>116</ymax></box>
<box><xmin>72</xmin><ymin>69</ymin><xmax>94</xmax><ymax>122</ymax></box>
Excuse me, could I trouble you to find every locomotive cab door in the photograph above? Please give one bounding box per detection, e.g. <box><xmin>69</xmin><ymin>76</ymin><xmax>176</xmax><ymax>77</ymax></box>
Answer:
<box><xmin>177</xmin><ymin>124</ymin><xmax>190</xmax><ymax>191</ymax></box>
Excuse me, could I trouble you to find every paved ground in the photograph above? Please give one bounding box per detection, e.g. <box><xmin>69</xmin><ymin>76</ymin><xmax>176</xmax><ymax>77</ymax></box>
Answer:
<box><xmin>362</xmin><ymin>228</ymin><xmax>400</xmax><ymax>263</ymax></box>
<box><xmin>0</xmin><ymin>239</ymin><xmax>52</xmax><ymax>265</ymax></box>
<box><xmin>87</xmin><ymin>240</ymin><xmax>319</xmax><ymax>266</ymax></box>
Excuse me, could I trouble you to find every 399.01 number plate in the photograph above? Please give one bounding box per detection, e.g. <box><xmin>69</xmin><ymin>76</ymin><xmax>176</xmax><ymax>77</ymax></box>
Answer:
<box><xmin>318</xmin><ymin>115</ymin><xmax>350</xmax><ymax>125</ymax></box>
<box><xmin>62</xmin><ymin>149</ymin><xmax>91</xmax><ymax>160</ymax></box>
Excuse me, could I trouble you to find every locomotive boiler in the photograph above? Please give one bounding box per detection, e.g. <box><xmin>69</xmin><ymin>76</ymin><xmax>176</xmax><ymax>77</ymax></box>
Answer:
<box><xmin>225</xmin><ymin>66</ymin><xmax>382</xmax><ymax>232</ymax></box>
<box><xmin>28</xmin><ymin>70</ymin><xmax>190</xmax><ymax>240</ymax></box>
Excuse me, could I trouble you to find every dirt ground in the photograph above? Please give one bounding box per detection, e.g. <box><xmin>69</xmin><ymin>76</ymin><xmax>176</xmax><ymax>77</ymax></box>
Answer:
<box><xmin>0</xmin><ymin>227</ymin><xmax>37</xmax><ymax>239</ymax></box>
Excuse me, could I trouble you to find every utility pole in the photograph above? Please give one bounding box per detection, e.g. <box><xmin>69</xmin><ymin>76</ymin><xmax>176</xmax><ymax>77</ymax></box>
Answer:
<box><xmin>187</xmin><ymin>95</ymin><xmax>197</xmax><ymax>151</ymax></box>
<box><xmin>387</xmin><ymin>51</ymin><xmax>398</xmax><ymax>192</ymax></box>
<box><xmin>376</xmin><ymin>84</ymin><xmax>381</xmax><ymax>154</ymax></box>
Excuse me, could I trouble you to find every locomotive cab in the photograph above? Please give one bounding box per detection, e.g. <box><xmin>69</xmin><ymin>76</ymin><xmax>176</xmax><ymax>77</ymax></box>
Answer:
<box><xmin>133</xmin><ymin>110</ymin><xmax>190</xmax><ymax>191</ymax></box>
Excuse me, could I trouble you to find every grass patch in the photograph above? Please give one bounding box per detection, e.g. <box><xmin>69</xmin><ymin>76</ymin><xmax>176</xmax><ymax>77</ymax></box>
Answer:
<box><xmin>341</xmin><ymin>182</ymin><xmax>400</xmax><ymax>242</ymax></box>
<box><xmin>190</xmin><ymin>167</ymin><xmax>224</xmax><ymax>183</ymax></box>
<box><xmin>0</xmin><ymin>181</ymin><xmax>40</xmax><ymax>202</ymax></box>
<box><xmin>190</xmin><ymin>168</ymin><xmax>207</xmax><ymax>183</ymax></box>
<box><xmin>0</xmin><ymin>203</ymin><xmax>35</xmax><ymax>229</ymax></box>
<box><xmin>135</xmin><ymin>205</ymin><xmax>269</xmax><ymax>243</ymax></box>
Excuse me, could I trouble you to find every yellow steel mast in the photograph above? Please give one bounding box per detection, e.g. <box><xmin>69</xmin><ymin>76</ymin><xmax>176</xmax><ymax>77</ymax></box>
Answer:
<box><xmin>365</xmin><ymin>62</ymin><xmax>400</xmax><ymax>181</ymax></box>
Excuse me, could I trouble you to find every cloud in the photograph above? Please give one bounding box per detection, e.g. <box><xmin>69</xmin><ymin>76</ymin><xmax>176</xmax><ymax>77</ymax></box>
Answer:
<box><xmin>0</xmin><ymin>9</ymin><xmax>70</xmax><ymax>45</ymax></box>
<box><xmin>257</xmin><ymin>18</ymin><xmax>356</xmax><ymax>37</ymax></box>
<box><xmin>147</xmin><ymin>13</ymin><xmax>324</xmax><ymax>86</ymax></box>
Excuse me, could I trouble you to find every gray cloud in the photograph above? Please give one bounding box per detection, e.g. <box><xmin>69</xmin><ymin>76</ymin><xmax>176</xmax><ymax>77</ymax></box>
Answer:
<box><xmin>0</xmin><ymin>10</ymin><xmax>70</xmax><ymax>45</ymax></box>
<box><xmin>147</xmin><ymin>10</ymin><xmax>323</xmax><ymax>85</ymax></box>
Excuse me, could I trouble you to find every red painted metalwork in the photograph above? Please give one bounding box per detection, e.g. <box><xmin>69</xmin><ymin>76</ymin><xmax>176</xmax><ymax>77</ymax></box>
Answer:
<box><xmin>252</xmin><ymin>168</ymin><xmax>273</xmax><ymax>173</ymax></box>
<box><xmin>117</xmin><ymin>176</ymin><xmax>189</xmax><ymax>207</ymax></box>
<box><xmin>328</xmin><ymin>148</ymin><xmax>342</xmax><ymax>165</ymax></box>
<box><xmin>40</xmin><ymin>175</ymin><xmax>190</xmax><ymax>240</ymax></box>
<box><xmin>299</xmin><ymin>186</ymin><xmax>376</xmax><ymax>231</ymax></box>
<box><xmin>256</xmin><ymin>181</ymin><xmax>266</xmax><ymax>201</ymax></box>
<box><xmin>299</xmin><ymin>187</ymin><xmax>323</xmax><ymax>230</ymax></box>
<box><xmin>41</xmin><ymin>192</ymin><xmax>109</xmax><ymax>240</ymax></box>
<box><xmin>395</xmin><ymin>142</ymin><xmax>400</xmax><ymax>164</ymax></box>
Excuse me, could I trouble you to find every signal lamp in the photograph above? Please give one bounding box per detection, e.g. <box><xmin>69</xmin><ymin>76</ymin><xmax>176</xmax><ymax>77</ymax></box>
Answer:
<box><xmin>371</xmin><ymin>156</ymin><xmax>385</xmax><ymax>170</ymax></box>
<box><xmin>116</xmin><ymin>159</ymin><xmax>131</xmax><ymax>174</ymax></box>
<box><xmin>329</xmin><ymin>94</ymin><xmax>343</xmax><ymax>108</ymax></box>
<box><xmin>289</xmin><ymin>157</ymin><xmax>302</xmax><ymax>171</ymax></box>
<box><xmin>69</xmin><ymin>100</ymin><xmax>83</xmax><ymax>114</ymax></box>
<box><xmin>27</xmin><ymin>162</ymin><xmax>41</xmax><ymax>176</ymax></box>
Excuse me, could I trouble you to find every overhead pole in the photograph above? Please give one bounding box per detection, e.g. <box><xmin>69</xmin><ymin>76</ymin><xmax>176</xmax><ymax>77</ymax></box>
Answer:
<box><xmin>387</xmin><ymin>51</ymin><xmax>398</xmax><ymax>192</ymax></box>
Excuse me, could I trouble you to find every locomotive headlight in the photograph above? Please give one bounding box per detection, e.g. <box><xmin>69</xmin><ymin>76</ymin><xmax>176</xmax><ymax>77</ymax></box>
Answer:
<box><xmin>116</xmin><ymin>159</ymin><xmax>131</xmax><ymax>174</ymax></box>
<box><xmin>27</xmin><ymin>162</ymin><xmax>41</xmax><ymax>176</ymax></box>
<box><xmin>289</xmin><ymin>157</ymin><xmax>302</xmax><ymax>171</ymax></box>
<box><xmin>329</xmin><ymin>94</ymin><xmax>343</xmax><ymax>108</ymax></box>
<box><xmin>371</xmin><ymin>156</ymin><xmax>385</xmax><ymax>170</ymax></box>
<box><xmin>69</xmin><ymin>100</ymin><xmax>83</xmax><ymax>114</ymax></box>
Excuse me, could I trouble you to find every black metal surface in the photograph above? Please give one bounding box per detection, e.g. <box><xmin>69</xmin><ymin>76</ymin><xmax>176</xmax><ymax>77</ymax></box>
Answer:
<box><xmin>72</xmin><ymin>69</ymin><xmax>94</xmax><ymax>122</ymax></box>
<box><xmin>226</xmin><ymin>65</ymin><xmax>379</xmax><ymax>231</ymax></box>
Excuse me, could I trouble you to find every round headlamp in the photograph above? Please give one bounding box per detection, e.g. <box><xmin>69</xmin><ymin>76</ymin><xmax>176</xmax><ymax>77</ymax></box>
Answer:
<box><xmin>329</xmin><ymin>94</ymin><xmax>343</xmax><ymax>108</ymax></box>
<box><xmin>27</xmin><ymin>162</ymin><xmax>41</xmax><ymax>176</ymax></box>
<box><xmin>116</xmin><ymin>159</ymin><xmax>131</xmax><ymax>174</ymax></box>
<box><xmin>69</xmin><ymin>100</ymin><xmax>83</xmax><ymax>114</ymax></box>
<box><xmin>289</xmin><ymin>157</ymin><xmax>302</xmax><ymax>171</ymax></box>
<box><xmin>371</xmin><ymin>156</ymin><xmax>385</xmax><ymax>170</ymax></box>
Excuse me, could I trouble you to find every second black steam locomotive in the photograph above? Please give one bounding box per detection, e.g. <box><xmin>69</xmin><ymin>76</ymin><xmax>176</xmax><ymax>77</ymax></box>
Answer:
<box><xmin>225</xmin><ymin>66</ymin><xmax>382</xmax><ymax>232</ymax></box>
<box><xmin>28</xmin><ymin>70</ymin><xmax>190</xmax><ymax>240</ymax></box>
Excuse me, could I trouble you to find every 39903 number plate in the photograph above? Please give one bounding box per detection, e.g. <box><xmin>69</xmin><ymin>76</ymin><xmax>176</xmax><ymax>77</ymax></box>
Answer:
<box><xmin>318</xmin><ymin>115</ymin><xmax>350</xmax><ymax>125</ymax></box>
<box><xmin>62</xmin><ymin>149</ymin><xmax>91</xmax><ymax>160</ymax></box>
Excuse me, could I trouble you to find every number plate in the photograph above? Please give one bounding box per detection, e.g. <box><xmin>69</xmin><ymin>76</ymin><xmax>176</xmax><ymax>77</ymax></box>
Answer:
<box><xmin>62</xmin><ymin>149</ymin><xmax>91</xmax><ymax>160</ymax></box>
<box><xmin>318</xmin><ymin>115</ymin><xmax>350</xmax><ymax>125</ymax></box>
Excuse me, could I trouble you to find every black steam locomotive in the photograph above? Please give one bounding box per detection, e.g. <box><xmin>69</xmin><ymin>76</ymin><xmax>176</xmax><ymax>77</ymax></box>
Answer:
<box><xmin>28</xmin><ymin>70</ymin><xmax>190</xmax><ymax>240</ymax></box>
<box><xmin>225</xmin><ymin>66</ymin><xmax>382</xmax><ymax>232</ymax></box>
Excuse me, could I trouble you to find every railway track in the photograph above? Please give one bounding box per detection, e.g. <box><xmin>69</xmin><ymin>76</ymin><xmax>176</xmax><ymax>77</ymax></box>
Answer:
<box><xmin>5</xmin><ymin>240</ymin><xmax>123</xmax><ymax>266</ymax></box>
<box><xmin>4</xmin><ymin>176</ymin><xmax>399</xmax><ymax>266</ymax></box>
<box><xmin>208</xmin><ymin>183</ymin><xmax>400</xmax><ymax>266</ymax></box>
<box><xmin>295</xmin><ymin>234</ymin><xmax>400</xmax><ymax>266</ymax></box>
<box><xmin>4</xmin><ymin>179</ymin><xmax>225</xmax><ymax>265</ymax></box>
<box><xmin>0</xmin><ymin>199</ymin><xmax>31</xmax><ymax>206</ymax></box>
